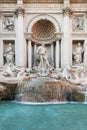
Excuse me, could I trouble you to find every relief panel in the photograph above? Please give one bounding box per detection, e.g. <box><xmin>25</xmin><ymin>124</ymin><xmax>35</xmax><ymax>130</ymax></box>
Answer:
<box><xmin>2</xmin><ymin>16</ymin><xmax>15</xmax><ymax>32</ymax></box>
<box><xmin>72</xmin><ymin>15</ymin><xmax>84</xmax><ymax>32</ymax></box>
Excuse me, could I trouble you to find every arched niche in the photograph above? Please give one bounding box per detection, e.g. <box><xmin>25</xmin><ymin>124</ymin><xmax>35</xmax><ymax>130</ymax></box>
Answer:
<box><xmin>27</xmin><ymin>14</ymin><xmax>61</xmax><ymax>34</ymax></box>
<box><xmin>26</xmin><ymin>14</ymin><xmax>61</xmax><ymax>68</ymax></box>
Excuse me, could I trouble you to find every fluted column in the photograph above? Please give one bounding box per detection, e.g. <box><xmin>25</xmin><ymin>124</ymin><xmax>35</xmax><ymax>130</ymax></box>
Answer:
<box><xmin>63</xmin><ymin>7</ymin><xmax>72</xmax><ymax>66</ymax></box>
<box><xmin>15</xmin><ymin>7</ymin><xmax>25</xmax><ymax>67</ymax></box>
<box><xmin>28</xmin><ymin>39</ymin><xmax>32</xmax><ymax>68</ymax></box>
<box><xmin>55</xmin><ymin>39</ymin><xmax>59</xmax><ymax>68</ymax></box>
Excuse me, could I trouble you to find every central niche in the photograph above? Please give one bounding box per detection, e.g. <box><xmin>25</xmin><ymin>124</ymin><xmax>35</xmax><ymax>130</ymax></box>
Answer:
<box><xmin>31</xmin><ymin>19</ymin><xmax>56</xmax><ymax>42</ymax></box>
<box><xmin>30</xmin><ymin>19</ymin><xmax>56</xmax><ymax>68</ymax></box>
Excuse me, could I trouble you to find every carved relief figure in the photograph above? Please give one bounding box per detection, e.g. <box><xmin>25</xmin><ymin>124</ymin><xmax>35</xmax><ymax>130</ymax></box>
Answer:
<box><xmin>73</xmin><ymin>43</ymin><xmax>84</xmax><ymax>64</ymax></box>
<box><xmin>36</xmin><ymin>43</ymin><xmax>50</xmax><ymax>69</ymax></box>
<box><xmin>3</xmin><ymin>16</ymin><xmax>14</xmax><ymax>31</ymax></box>
<box><xmin>4</xmin><ymin>43</ymin><xmax>15</xmax><ymax>65</ymax></box>
<box><xmin>73</xmin><ymin>16</ymin><xmax>84</xmax><ymax>31</ymax></box>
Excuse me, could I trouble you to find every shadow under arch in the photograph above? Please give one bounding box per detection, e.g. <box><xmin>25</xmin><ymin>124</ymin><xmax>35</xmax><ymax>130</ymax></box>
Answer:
<box><xmin>26</xmin><ymin>14</ymin><xmax>61</xmax><ymax>33</ymax></box>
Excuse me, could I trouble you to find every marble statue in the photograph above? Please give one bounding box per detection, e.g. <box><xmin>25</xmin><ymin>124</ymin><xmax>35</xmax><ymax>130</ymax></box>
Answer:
<box><xmin>4</xmin><ymin>43</ymin><xmax>14</xmax><ymax>65</ymax></box>
<box><xmin>36</xmin><ymin>43</ymin><xmax>51</xmax><ymax>69</ymax></box>
<box><xmin>1</xmin><ymin>64</ymin><xmax>15</xmax><ymax>78</ymax></box>
<box><xmin>73</xmin><ymin>43</ymin><xmax>84</xmax><ymax>64</ymax></box>
<box><xmin>67</xmin><ymin>75</ymin><xmax>87</xmax><ymax>85</ymax></box>
<box><xmin>61</xmin><ymin>64</ymin><xmax>71</xmax><ymax>79</ymax></box>
<box><xmin>3</xmin><ymin>16</ymin><xmax>14</xmax><ymax>31</ymax></box>
<box><xmin>65</xmin><ymin>65</ymin><xmax>87</xmax><ymax>85</ymax></box>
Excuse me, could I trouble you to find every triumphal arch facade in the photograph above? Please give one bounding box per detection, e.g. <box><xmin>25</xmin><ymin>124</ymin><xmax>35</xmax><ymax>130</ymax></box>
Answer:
<box><xmin>0</xmin><ymin>0</ymin><xmax>87</xmax><ymax>69</ymax></box>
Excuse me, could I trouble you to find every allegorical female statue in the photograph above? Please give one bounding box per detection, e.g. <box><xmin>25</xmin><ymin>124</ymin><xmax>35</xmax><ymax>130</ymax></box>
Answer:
<box><xmin>73</xmin><ymin>43</ymin><xmax>84</xmax><ymax>64</ymax></box>
<box><xmin>4</xmin><ymin>43</ymin><xmax>14</xmax><ymax>65</ymax></box>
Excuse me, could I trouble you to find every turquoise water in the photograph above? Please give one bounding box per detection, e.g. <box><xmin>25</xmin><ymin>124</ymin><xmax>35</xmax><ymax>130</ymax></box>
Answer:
<box><xmin>0</xmin><ymin>102</ymin><xmax>87</xmax><ymax>130</ymax></box>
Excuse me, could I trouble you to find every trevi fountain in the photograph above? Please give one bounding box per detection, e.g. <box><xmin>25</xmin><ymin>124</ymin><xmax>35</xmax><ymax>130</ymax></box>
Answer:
<box><xmin>0</xmin><ymin>40</ymin><xmax>87</xmax><ymax>103</ymax></box>
<box><xmin>0</xmin><ymin>0</ymin><xmax>87</xmax><ymax>130</ymax></box>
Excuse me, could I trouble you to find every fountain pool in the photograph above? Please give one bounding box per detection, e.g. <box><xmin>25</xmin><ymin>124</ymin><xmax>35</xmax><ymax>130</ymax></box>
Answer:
<box><xmin>0</xmin><ymin>102</ymin><xmax>87</xmax><ymax>130</ymax></box>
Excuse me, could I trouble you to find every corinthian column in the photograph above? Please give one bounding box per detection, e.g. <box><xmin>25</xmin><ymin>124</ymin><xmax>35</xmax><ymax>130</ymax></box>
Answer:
<box><xmin>55</xmin><ymin>39</ymin><xmax>59</xmax><ymax>68</ymax></box>
<box><xmin>15</xmin><ymin>7</ymin><xmax>25</xmax><ymax>67</ymax></box>
<box><xmin>63</xmin><ymin>7</ymin><xmax>72</xmax><ymax>66</ymax></box>
<box><xmin>51</xmin><ymin>43</ymin><xmax>54</xmax><ymax>63</ymax></box>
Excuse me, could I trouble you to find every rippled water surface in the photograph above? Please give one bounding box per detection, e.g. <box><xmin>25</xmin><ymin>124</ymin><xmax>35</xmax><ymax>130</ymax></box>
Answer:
<box><xmin>0</xmin><ymin>102</ymin><xmax>87</xmax><ymax>130</ymax></box>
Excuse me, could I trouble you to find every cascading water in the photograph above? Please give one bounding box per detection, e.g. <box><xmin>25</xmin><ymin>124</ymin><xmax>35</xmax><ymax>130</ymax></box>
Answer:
<box><xmin>77</xmin><ymin>85</ymin><xmax>87</xmax><ymax>102</ymax></box>
<box><xmin>16</xmin><ymin>77</ymin><xmax>72</xmax><ymax>102</ymax></box>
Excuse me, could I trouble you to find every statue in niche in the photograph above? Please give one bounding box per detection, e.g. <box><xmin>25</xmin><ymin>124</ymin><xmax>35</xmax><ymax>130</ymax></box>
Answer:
<box><xmin>4</xmin><ymin>43</ymin><xmax>15</xmax><ymax>66</ymax></box>
<box><xmin>3</xmin><ymin>16</ymin><xmax>14</xmax><ymax>31</ymax></box>
<box><xmin>73</xmin><ymin>16</ymin><xmax>84</xmax><ymax>31</ymax></box>
<box><xmin>72</xmin><ymin>43</ymin><xmax>84</xmax><ymax>64</ymax></box>
<box><xmin>36</xmin><ymin>43</ymin><xmax>51</xmax><ymax>69</ymax></box>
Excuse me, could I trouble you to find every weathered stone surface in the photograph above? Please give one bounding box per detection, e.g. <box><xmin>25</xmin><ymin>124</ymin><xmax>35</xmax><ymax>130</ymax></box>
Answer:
<box><xmin>16</xmin><ymin>77</ymin><xmax>72</xmax><ymax>102</ymax></box>
<box><xmin>0</xmin><ymin>76</ymin><xmax>18</xmax><ymax>85</ymax></box>
<box><xmin>0</xmin><ymin>84</ymin><xmax>17</xmax><ymax>101</ymax></box>
<box><xmin>70</xmin><ymin>85</ymin><xmax>85</xmax><ymax>102</ymax></box>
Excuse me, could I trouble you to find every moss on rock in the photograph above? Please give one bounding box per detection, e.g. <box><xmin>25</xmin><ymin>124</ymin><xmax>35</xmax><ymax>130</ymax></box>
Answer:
<box><xmin>71</xmin><ymin>85</ymin><xmax>85</xmax><ymax>102</ymax></box>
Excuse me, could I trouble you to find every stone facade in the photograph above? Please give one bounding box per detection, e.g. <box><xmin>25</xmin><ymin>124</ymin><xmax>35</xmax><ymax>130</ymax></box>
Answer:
<box><xmin>0</xmin><ymin>0</ymin><xmax>87</xmax><ymax>68</ymax></box>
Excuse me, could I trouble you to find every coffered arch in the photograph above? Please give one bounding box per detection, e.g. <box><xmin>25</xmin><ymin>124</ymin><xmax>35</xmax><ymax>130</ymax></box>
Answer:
<box><xmin>26</xmin><ymin>14</ymin><xmax>61</xmax><ymax>33</ymax></box>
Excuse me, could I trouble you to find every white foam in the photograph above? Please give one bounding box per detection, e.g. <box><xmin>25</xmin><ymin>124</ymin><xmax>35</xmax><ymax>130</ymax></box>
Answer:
<box><xmin>13</xmin><ymin>101</ymin><xmax>69</xmax><ymax>105</ymax></box>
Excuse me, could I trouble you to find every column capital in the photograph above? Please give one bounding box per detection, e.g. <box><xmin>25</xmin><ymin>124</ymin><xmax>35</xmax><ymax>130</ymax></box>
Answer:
<box><xmin>26</xmin><ymin>32</ymin><xmax>33</xmax><ymax>40</ymax></box>
<box><xmin>15</xmin><ymin>7</ymin><xmax>25</xmax><ymax>16</ymax></box>
<box><xmin>55</xmin><ymin>32</ymin><xmax>61</xmax><ymax>41</ymax></box>
<box><xmin>63</xmin><ymin>7</ymin><xmax>73</xmax><ymax>16</ymax></box>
